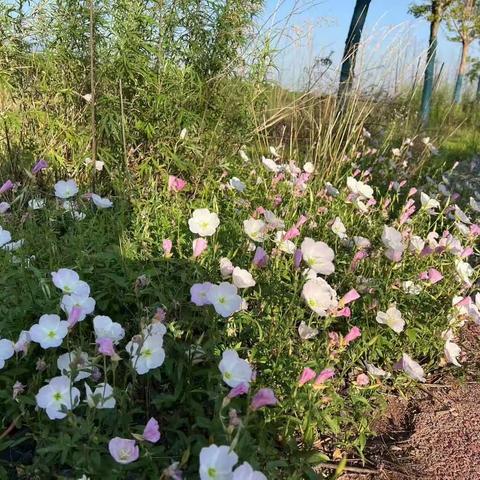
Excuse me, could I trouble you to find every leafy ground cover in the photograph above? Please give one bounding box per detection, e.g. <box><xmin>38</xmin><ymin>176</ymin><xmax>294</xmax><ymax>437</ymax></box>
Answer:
<box><xmin>0</xmin><ymin>133</ymin><xmax>478</xmax><ymax>478</ymax></box>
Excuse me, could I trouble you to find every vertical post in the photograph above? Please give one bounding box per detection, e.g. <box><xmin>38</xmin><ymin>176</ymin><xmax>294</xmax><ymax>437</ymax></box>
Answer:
<box><xmin>337</xmin><ymin>0</ymin><xmax>372</xmax><ymax>107</ymax></box>
<box><xmin>89</xmin><ymin>0</ymin><xmax>97</xmax><ymax>190</ymax></box>
<box><xmin>420</xmin><ymin>2</ymin><xmax>441</xmax><ymax>127</ymax></box>
<box><xmin>476</xmin><ymin>75</ymin><xmax>480</xmax><ymax>101</ymax></box>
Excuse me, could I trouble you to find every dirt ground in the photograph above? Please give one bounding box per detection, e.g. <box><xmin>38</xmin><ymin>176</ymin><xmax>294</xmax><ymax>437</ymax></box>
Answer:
<box><xmin>336</xmin><ymin>323</ymin><xmax>480</xmax><ymax>480</ymax></box>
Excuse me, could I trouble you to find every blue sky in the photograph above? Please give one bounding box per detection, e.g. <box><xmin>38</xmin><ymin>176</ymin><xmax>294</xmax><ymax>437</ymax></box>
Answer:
<box><xmin>261</xmin><ymin>0</ymin><xmax>473</xmax><ymax>89</ymax></box>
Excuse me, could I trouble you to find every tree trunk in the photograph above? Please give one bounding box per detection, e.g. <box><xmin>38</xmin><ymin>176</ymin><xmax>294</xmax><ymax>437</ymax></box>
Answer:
<box><xmin>476</xmin><ymin>75</ymin><xmax>480</xmax><ymax>101</ymax></box>
<box><xmin>337</xmin><ymin>0</ymin><xmax>371</xmax><ymax>105</ymax></box>
<box><xmin>420</xmin><ymin>2</ymin><xmax>441</xmax><ymax>127</ymax></box>
<box><xmin>453</xmin><ymin>42</ymin><xmax>470</xmax><ymax>104</ymax></box>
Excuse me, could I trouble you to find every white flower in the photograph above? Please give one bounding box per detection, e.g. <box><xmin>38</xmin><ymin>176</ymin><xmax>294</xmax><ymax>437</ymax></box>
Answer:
<box><xmin>35</xmin><ymin>376</ymin><xmax>80</xmax><ymax>419</ymax></box>
<box><xmin>392</xmin><ymin>148</ymin><xmax>401</xmax><ymax>157</ymax></box>
<box><xmin>263</xmin><ymin>210</ymin><xmax>285</xmax><ymax>230</ymax></box>
<box><xmin>232</xmin><ymin>267</ymin><xmax>256</xmax><ymax>289</ymax></box>
<box><xmin>376</xmin><ymin>305</ymin><xmax>405</xmax><ymax>333</ymax></box>
<box><xmin>219</xmin><ymin>258</ymin><xmax>234</xmax><ymax>279</ymax></box>
<box><xmin>85</xmin><ymin>382</ymin><xmax>116</xmax><ymax>409</ymax></box>
<box><xmin>91</xmin><ymin>193</ymin><xmax>113</xmax><ymax>209</ymax></box>
<box><xmin>331</xmin><ymin>217</ymin><xmax>347</xmax><ymax>239</ymax></box>
<box><xmin>298</xmin><ymin>321</ymin><xmax>318</xmax><ymax>340</ymax></box>
<box><xmin>191</xmin><ymin>282</ymin><xmax>214</xmax><ymax>306</ymax></box>
<box><xmin>218</xmin><ymin>350</ymin><xmax>252</xmax><ymax>388</ymax></box>
<box><xmin>401</xmin><ymin>353</ymin><xmax>426</xmax><ymax>382</ymax></box>
<box><xmin>325</xmin><ymin>182</ymin><xmax>339</xmax><ymax>197</ymax></box>
<box><xmin>303</xmin><ymin>162</ymin><xmax>314</xmax><ymax>174</ymax></box>
<box><xmin>142</xmin><ymin>322</ymin><xmax>167</xmax><ymax>338</ymax></box>
<box><xmin>274</xmin><ymin>231</ymin><xmax>296</xmax><ymax>254</ymax></box>
<box><xmin>0</xmin><ymin>202</ymin><xmax>9</xmax><ymax>213</ymax></box>
<box><xmin>199</xmin><ymin>445</ymin><xmax>238</xmax><ymax>480</ymax></box>
<box><xmin>409</xmin><ymin>235</ymin><xmax>425</xmax><ymax>253</ymax></box>
<box><xmin>366</xmin><ymin>363</ymin><xmax>389</xmax><ymax>377</ymax></box>
<box><xmin>401</xmin><ymin>281</ymin><xmax>422</xmax><ymax>295</ymax></box>
<box><xmin>206</xmin><ymin>282</ymin><xmax>242</xmax><ymax>318</ymax></box>
<box><xmin>0</xmin><ymin>227</ymin><xmax>12</xmax><ymax>247</ymax></box>
<box><xmin>0</xmin><ymin>339</ymin><xmax>14</xmax><ymax>369</ymax></box>
<box><xmin>14</xmin><ymin>330</ymin><xmax>30</xmax><ymax>354</ymax></box>
<box><xmin>261</xmin><ymin>156</ymin><xmax>282</xmax><ymax>173</ymax></box>
<box><xmin>381</xmin><ymin>226</ymin><xmax>403</xmax><ymax>251</ymax></box>
<box><xmin>243</xmin><ymin>218</ymin><xmax>267</xmax><ymax>242</ymax></box>
<box><xmin>30</xmin><ymin>314</ymin><xmax>69</xmax><ymax>349</ymax></box>
<box><xmin>2</xmin><ymin>239</ymin><xmax>24</xmax><ymax>251</ymax></box>
<box><xmin>61</xmin><ymin>294</ymin><xmax>95</xmax><ymax>322</ymax></box>
<box><xmin>54</xmin><ymin>180</ymin><xmax>78</xmax><ymax>199</ymax></box>
<box><xmin>453</xmin><ymin>205</ymin><xmax>471</xmax><ymax>225</ymax></box>
<box><xmin>233</xmin><ymin>462</ymin><xmax>267</xmax><ymax>480</ymax></box>
<box><xmin>51</xmin><ymin>268</ymin><xmax>90</xmax><ymax>296</ymax></box>
<box><xmin>301</xmin><ymin>238</ymin><xmax>335</xmax><ymax>275</ymax></box>
<box><xmin>188</xmin><ymin>208</ymin><xmax>220</xmax><ymax>237</ymax></box>
<box><xmin>470</xmin><ymin>197</ymin><xmax>480</xmax><ymax>212</ymax></box>
<box><xmin>57</xmin><ymin>351</ymin><xmax>91</xmax><ymax>381</ymax></box>
<box><xmin>347</xmin><ymin>177</ymin><xmax>373</xmax><ymax>200</ymax></box>
<box><xmin>239</xmin><ymin>150</ymin><xmax>249</xmax><ymax>162</ymax></box>
<box><xmin>420</xmin><ymin>192</ymin><xmax>440</xmax><ymax>213</ymax></box>
<box><xmin>93</xmin><ymin>315</ymin><xmax>125</xmax><ymax>343</ymax></box>
<box><xmin>28</xmin><ymin>198</ymin><xmax>46</xmax><ymax>210</ymax></box>
<box><xmin>455</xmin><ymin>259</ymin><xmax>474</xmax><ymax>286</ymax></box>
<box><xmin>444</xmin><ymin>338</ymin><xmax>461</xmax><ymax>367</ymax></box>
<box><xmin>353</xmin><ymin>236</ymin><xmax>371</xmax><ymax>249</ymax></box>
<box><xmin>126</xmin><ymin>334</ymin><xmax>165</xmax><ymax>375</ymax></box>
<box><xmin>382</xmin><ymin>225</ymin><xmax>404</xmax><ymax>261</ymax></box>
<box><xmin>302</xmin><ymin>278</ymin><xmax>338</xmax><ymax>316</ymax></box>
<box><xmin>229</xmin><ymin>177</ymin><xmax>245</xmax><ymax>193</ymax></box>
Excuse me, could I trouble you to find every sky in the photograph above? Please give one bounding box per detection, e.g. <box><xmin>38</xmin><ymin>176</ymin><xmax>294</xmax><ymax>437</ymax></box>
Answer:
<box><xmin>260</xmin><ymin>0</ymin><xmax>475</xmax><ymax>90</ymax></box>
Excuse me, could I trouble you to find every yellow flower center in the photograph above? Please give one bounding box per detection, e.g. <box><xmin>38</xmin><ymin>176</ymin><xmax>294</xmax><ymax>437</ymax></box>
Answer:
<box><xmin>47</xmin><ymin>330</ymin><xmax>57</xmax><ymax>339</ymax></box>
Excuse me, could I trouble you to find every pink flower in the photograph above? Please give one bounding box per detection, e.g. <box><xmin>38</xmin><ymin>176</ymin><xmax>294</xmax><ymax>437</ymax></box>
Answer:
<box><xmin>366</xmin><ymin>198</ymin><xmax>376</xmax><ymax>207</ymax></box>
<box><xmin>427</xmin><ymin>268</ymin><xmax>443</xmax><ymax>284</ymax></box>
<box><xmin>461</xmin><ymin>247</ymin><xmax>474</xmax><ymax>258</ymax></box>
<box><xmin>250</xmin><ymin>388</ymin><xmax>278</xmax><ymax>411</ymax></box>
<box><xmin>314</xmin><ymin>368</ymin><xmax>335</xmax><ymax>385</ymax></box>
<box><xmin>454</xmin><ymin>296</ymin><xmax>471</xmax><ymax>308</ymax></box>
<box><xmin>163</xmin><ymin>239</ymin><xmax>173</xmax><ymax>257</ymax></box>
<box><xmin>299</xmin><ymin>367</ymin><xmax>316</xmax><ymax>386</ymax></box>
<box><xmin>295</xmin><ymin>214</ymin><xmax>308</xmax><ymax>228</ymax></box>
<box><xmin>470</xmin><ymin>224</ymin><xmax>480</xmax><ymax>237</ymax></box>
<box><xmin>407</xmin><ymin>187</ymin><xmax>417</xmax><ymax>198</ymax></box>
<box><xmin>283</xmin><ymin>227</ymin><xmax>300</xmax><ymax>241</ymax></box>
<box><xmin>143</xmin><ymin>417</ymin><xmax>161</xmax><ymax>443</ymax></box>
<box><xmin>344</xmin><ymin>326</ymin><xmax>361</xmax><ymax>345</ymax></box>
<box><xmin>339</xmin><ymin>289</ymin><xmax>360</xmax><ymax>307</ymax></box>
<box><xmin>418</xmin><ymin>271</ymin><xmax>429</xmax><ymax>280</ymax></box>
<box><xmin>108</xmin><ymin>437</ymin><xmax>139</xmax><ymax>464</ymax></box>
<box><xmin>0</xmin><ymin>180</ymin><xmax>14</xmax><ymax>194</ymax></box>
<box><xmin>293</xmin><ymin>249</ymin><xmax>303</xmax><ymax>269</ymax></box>
<box><xmin>67</xmin><ymin>306</ymin><xmax>83</xmax><ymax>328</ymax></box>
<box><xmin>168</xmin><ymin>175</ymin><xmax>187</xmax><ymax>192</ymax></box>
<box><xmin>32</xmin><ymin>159</ymin><xmax>48</xmax><ymax>174</ymax></box>
<box><xmin>350</xmin><ymin>250</ymin><xmax>368</xmax><ymax>271</ymax></box>
<box><xmin>355</xmin><ymin>373</ymin><xmax>369</xmax><ymax>386</ymax></box>
<box><xmin>332</xmin><ymin>306</ymin><xmax>351</xmax><ymax>318</ymax></box>
<box><xmin>192</xmin><ymin>238</ymin><xmax>208</xmax><ymax>258</ymax></box>
<box><xmin>96</xmin><ymin>337</ymin><xmax>116</xmax><ymax>357</ymax></box>
<box><xmin>228</xmin><ymin>383</ymin><xmax>250</xmax><ymax>398</ymax></box>
<box><xmin>252</xmin><ymin>247</ymin><xmax>268</xmax><ymax>268</ymax></box>
<box><xmin>274</xmin><ymin>195</ymin><xmax>282</xmax><ymax>206</ymax></box>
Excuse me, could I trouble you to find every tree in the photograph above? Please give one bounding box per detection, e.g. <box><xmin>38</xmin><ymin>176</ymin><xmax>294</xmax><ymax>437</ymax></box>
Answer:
<box><xmin>409</xmin><ymin>0</ymin><xmax>453</xmax><ymax>126</ymax></box>
<box><xmin>337</xmin><ymin>0</ymin><xmax>372</xmax><ymax>106</ymax></box>
<box><xmin>445</xmin><ymin>0</ymin><xmax>480</xmax><ymax>103</ymax></box>
<box><xmin>466</xmin><ymin>57</ymin><xmax>480</xmax><ymax>100</ymax></box>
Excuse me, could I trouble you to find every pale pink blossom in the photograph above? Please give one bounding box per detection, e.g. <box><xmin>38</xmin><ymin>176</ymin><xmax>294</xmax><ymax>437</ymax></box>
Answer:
<box><xmin>143</xmin><ymin>417</ymin><xmax>161</xmax><ymax>443</ymax></box>
<box><xmin>193</xmin><ymin>238</ymin><xmax>208</xmax><ymax>258</ymax></box>
<box><xmin>250</xmin><ymin>388</ymin><xmax>278</xmax><ymax>410</ymax></box>
<box><xmin>168</xmin><ymin>175</ymin><xmax>187</xmax><ymax>192</ymax></box>
<box><xmin>299</xmin><ymin>367</ymin><xmax>316</xmax><ymax>386</ymax></box>
<box><xmin>163</xmin><ymin>239</ymin><xmax>173</xmax><ymax>257</ymax></box>
<box><xmin>108</xmin><ymin>437</ymin><xmax>139</xmax><ymax>464</ymax></box>
<box><xmin>314</xmin><ymin>368</ymin><xmax>335</xmax><ymax>385</ymax></box>
<box><xmin>344</xmin><ymin>326</ymin><xmax>361</xmax><ymax>344</ymax></box>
